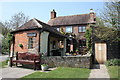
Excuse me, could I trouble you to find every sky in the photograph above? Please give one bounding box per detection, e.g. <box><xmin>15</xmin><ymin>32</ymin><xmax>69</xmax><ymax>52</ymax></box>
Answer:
<box><xmin>0</xmin><ymin>2</ymin><xmax>104</xmax><ymax>23</ymax></box>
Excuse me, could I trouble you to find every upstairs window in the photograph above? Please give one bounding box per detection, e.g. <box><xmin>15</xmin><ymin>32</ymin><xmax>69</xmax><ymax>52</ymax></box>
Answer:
<box><xmin>66</xmin><ymin>26</ymin><xmax>72</xmax><ymax>33</ymax></box>
<box><xmin>78</xmin><ymin>26</ymin><xmax>86</xmax><ymax>32</ymax></box>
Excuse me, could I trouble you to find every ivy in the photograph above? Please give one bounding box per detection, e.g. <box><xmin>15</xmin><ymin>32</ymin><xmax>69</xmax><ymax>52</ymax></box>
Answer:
<box><xmin>85</xmin><ymin>28</ymin><xmax>92</xmax><ymax>50</ymax></box>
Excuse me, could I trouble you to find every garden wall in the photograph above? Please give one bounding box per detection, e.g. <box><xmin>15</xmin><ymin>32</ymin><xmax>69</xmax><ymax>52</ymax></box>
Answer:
<box><xmin>42</xmin><ymin>55</ymin><xmax>92</xmax><ymax>69</ymax></box>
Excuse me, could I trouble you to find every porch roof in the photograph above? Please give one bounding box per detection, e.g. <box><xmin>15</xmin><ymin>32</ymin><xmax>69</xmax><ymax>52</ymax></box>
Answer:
<box><xmin>11</xmin><ymin>18</ymin><xmax>66</xmax><ymax>38</ymax></box>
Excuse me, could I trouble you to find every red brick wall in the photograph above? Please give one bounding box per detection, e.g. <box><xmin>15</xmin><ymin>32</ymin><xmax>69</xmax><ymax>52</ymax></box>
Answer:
<box><xmin>13</xmin><ymin>30</ymin><xmax>39</xmax><ymax>54</ymax></box>
<box><xmin>59</xmin><ymin>24</ymin><xmax>89</xmax><ymax>39</ymax></box>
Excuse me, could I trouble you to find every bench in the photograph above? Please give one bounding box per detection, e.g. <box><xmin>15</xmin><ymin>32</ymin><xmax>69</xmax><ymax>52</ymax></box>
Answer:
<box><xmin>10</xmin><ymin>52</ymin><xmax>41</xmax><ymax>70</ymax></box>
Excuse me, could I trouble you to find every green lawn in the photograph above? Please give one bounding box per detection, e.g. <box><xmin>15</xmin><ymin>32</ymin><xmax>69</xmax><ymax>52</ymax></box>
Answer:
<box><xmin>20</xmin><ymin>67</ymin><xmax>90</xmax><ymax>79</ymax></box>
<box><xmin>107</xmin><ymin>66</ymin><xmax>120</xmax><ymax>79</ymax></box>
<box><xmin>0</xmin><ymin>61</ymin><xmax>8</xmax><ymax>68</ymax></box>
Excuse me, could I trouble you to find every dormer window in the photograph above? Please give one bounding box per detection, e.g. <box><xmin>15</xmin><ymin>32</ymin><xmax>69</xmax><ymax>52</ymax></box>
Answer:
<box><xmin>66</xmin><ymin>26</ymin><xmax>72</xmax><ymax>33</ymax></box>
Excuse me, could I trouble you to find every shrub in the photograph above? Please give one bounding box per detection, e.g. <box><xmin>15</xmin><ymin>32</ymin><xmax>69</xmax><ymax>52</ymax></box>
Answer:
<box><xmin>105</xmin><ymin>59</ymin><xmax>120</xmax><ymax>66</ymax></box>
<box><xmin>41</xmin><ymin>64</ymin><xmax>48</xmax><ymax>66</ymax></box>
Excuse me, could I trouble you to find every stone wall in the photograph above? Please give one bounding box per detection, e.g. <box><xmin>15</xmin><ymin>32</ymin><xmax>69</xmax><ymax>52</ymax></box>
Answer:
<box><xmin>42</xmin><ymin>55</ymin><xmax>92</xmax><ymax>68</ymax></box>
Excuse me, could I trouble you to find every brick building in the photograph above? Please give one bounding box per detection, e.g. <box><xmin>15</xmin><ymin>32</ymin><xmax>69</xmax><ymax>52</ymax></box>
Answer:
<box><xmin>48</xmin><ymin>9</ymin><xmax>96</xmax><ymax>53</ymax></box>
<box><xmin>10</xmin><ymin>9</ymin><xmax>96</xmax><ymax>56</ymax></box>
<box><xmin>10</xmin><ymin>18</ymin><xmax>66</xmax><ymax>56</ymax></box>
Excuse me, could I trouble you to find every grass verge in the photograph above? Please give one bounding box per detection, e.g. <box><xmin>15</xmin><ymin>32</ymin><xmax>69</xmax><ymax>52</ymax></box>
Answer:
<box><xmin>20</xmin><ymin>67</ymin><xmax>90</xmax><ymax>79</ymax></box>
<box><xmin>107</xmin><ymin>66</ymin><xmax>120</xmax><ymax>79</ymax></box>
<box><xmin>0</xmin><ymin>60</ymin><xmax>8</xmax><ymax>68</ymax></box>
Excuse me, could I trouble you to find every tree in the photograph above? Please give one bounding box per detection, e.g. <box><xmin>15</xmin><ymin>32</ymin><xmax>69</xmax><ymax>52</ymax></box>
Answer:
<box><xmin>100</xmin><ymin>0</ymin><xmax>120</xmax><ymax>30</ymax></box>
<box><xmin>5</xmin><ymin>12</ymin><xmax>29</xmax><ymax>29</ymax></box>
<box><xmin>0</xmin><ymin>22</ymin><xmax>11</xmax><ymax>37</ymax></box>
<box><xmin>93</xmin><ymin>26</ymin><xmax>119</xmax><ymax>42</ymax></box>
<box><xmin>1</xmin><ymin>12</ymin><xmax>29</xmax><ymax>54</ymax></box>
<box><xmin>2</xmin><ymin>33</ymin><xmax>13</xmax><ymax>54</ymax></box>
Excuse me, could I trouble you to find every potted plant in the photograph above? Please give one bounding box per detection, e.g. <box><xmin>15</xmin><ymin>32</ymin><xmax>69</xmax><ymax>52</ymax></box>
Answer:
<box><xmin>41</xmin><ymin>64</ymin><xmax>49</xmax><ymax>71</ymax></box>
<box><xmin>76</xmin><ymin>49</ymin><xmax>79</xmax><ymax>54</ymax></box>
<box><xmin>41</xmin><ymin>52</ymin><xmax>49</xmax><ymax>71</ymax></box>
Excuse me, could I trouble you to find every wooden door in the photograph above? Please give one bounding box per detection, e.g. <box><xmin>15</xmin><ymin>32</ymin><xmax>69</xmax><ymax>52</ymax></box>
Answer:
<box><xmin>95</xmin><ymin>43</ymin><xmax>107</xmax><ymax>64</ymax></box>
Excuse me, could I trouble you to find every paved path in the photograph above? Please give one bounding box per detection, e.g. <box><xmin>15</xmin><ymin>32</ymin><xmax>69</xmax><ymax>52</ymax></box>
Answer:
<box><xmin>0</xmin><ymin>67</ymin><xmax>35</xmax><ymax>79</ymax></box>
<box><xmin>89</xmin><ymin>64</ymin><xmax>110</xmax><ymax>79</ymax></box>
<box><xmin>0</xmin><ymin>55</ymin><xmax>9</xmax><ymax>62</ymax></box>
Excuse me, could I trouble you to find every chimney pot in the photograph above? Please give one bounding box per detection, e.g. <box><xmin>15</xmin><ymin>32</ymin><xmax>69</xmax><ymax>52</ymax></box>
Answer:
<box><xmin>90</xmin><ymin>8</ymin><xmax>94</xmax><ymax>13</ymax></box>
<box><xmin>51</xmin><ymin>9</ymin><xmax>56</xmax><ymax>19</ymax></box>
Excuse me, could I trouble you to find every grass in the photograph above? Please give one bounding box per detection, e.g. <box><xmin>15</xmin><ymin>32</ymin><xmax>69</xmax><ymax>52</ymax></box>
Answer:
<box><xmin>0</xmin><ymin>60</ymin><xmax>8</xmax><ymax>68</ymax></box>
<box><xmin>20</xmin><ymin>67</ymin><xmax>90</xmax><ymax>79</ymax></box>
<box><xmin>107</xmin><ymin>66</ymin><xmax>120</xmax><ymax>79</ymax></box>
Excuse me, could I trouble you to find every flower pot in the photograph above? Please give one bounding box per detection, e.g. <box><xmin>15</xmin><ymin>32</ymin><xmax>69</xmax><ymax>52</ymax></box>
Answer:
<box><xmin>41</xmin><ymin>65</ymin><xmax>49</xmax><ymax>71</ymax></box>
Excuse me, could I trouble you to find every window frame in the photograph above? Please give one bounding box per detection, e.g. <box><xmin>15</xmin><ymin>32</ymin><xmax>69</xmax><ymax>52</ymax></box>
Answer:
<box><xmin>78</xmin><ymin>26</ymin><xmax>86</xmax><ymax>32</ymax></box>
<box><xmin>66</xmin><ymin>26</ymin><xmax>72</xmax><ymax>33</ymax></box>
<box><xmin>79</xmin><ymin>39</ymin><xmax>86</xmax><ymax>48</ymax></box>
<box><xmin>28</xmin><ymin>37</ymin><xmax>34</xmax><ymax>49</ymax></box>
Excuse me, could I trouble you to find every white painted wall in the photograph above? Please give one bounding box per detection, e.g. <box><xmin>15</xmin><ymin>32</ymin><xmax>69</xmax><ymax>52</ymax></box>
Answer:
<box><xmin>40</xmin><ymin>31</ymin><xmax>49</xmax><ymax>54</ymax></box>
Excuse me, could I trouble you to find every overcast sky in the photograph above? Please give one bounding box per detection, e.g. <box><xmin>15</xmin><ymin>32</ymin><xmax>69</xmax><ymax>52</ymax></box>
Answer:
<box><xmin>0</xmin><ymin>2</ymin><xmax>104</xmax><ymax>23</ymax></box>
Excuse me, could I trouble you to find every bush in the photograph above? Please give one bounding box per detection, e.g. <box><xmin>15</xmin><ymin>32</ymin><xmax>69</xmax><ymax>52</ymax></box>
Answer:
<box><xmin>105</xmin><ymin>59</ymin><xmax>120</xmax><ymax>66</ymax></box>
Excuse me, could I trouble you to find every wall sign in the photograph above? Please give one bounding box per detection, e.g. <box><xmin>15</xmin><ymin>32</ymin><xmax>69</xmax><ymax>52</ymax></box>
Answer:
<box><xmin>27</xmin><ymin>33</ymin><xmax>37</xmax><ymax>37</ymax></box>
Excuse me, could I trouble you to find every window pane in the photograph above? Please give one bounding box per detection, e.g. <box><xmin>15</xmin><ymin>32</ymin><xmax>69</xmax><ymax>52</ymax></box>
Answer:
<box><xmin>82</xmin><ymin>27</ymin><xmax>86</xmax><ymax>32</ymax></box>
<box><xmin>66</xmin><ymin>26</ymin><xmax>72</xmax><ymax>33</ymax></box>
<box><xmin>79</xmin><ymin>26</ymin><xmax>86</xmax><ymax>32</ymax></box>
<box><xmin>79</xmin><ymin>40</ymin><xmax>82</xmax><ymax>47</ymax></box>
<box><xmin>28</xmin><ymin>38</ymin><xmax>33</xmax><ymax>49</ymax></box>
<box><xmin>79</xmin><ymin>39</ymin><xmax>86</xmax><ymax>47</ymax></box>
<box><xmin>83</xmin><ymin>40</ymin><xmax>86</xmax><ymax>47</ymax></box>
<box><xmin>78</xmin><ymin>27</ymin><xmax>82</xmax><ymax>32</ymax></box>
<box><xmin>56</xmin><ymin>28</ymin><xmax>60</xmax><ymax>31</ymax></box>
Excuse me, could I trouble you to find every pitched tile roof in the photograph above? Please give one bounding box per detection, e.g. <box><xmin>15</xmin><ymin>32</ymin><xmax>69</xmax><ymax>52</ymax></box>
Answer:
<box><xmin>48</xmin><ymin>13</ymin><xmax>96</xmax><ymax>26</ymax></box>
<box><xmin>11</xmin><ymin>18</ymin><xmax>66</xmax><ymax>37</ymax></box>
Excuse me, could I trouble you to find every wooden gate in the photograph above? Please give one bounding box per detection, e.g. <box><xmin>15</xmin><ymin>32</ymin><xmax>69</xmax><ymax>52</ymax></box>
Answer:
<box><xmin>95</xmin><ymin>43</ymin><xmax>107</xmax><ymax>64</ymax></box>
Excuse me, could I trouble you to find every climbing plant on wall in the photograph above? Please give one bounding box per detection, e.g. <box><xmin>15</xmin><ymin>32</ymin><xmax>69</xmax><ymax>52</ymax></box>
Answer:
<box><xmin>85</xmin><ymin>27</ymin><xmax>92</xmax><ymax>50</ymax></box>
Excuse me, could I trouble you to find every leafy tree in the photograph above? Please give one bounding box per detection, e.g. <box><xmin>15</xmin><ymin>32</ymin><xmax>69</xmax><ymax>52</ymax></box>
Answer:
<box><xmin>100</xmin><ymin>0</ymin><xmax>120</xmax><ymax>30</ymax></box>
<box><xmin>2</xmin><ymin>33</ymin><xmax>13</xmax><ymax>54</ymax></box>
<box><xmin>93</xmin><ymin>26</ymin><xmax>119</xmax><ymax>42</ymax></box>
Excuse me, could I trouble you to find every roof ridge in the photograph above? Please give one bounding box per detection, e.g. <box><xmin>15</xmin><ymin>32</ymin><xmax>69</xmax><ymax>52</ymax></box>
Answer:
<box><xmin>34</xmin><ymin>18</ymin><xmax>51</xmax><ymax>27</ymax></box>
<box><xmin>54</xmin><ymin>13</ymin><xmax>90</xmax><ymax>19</ymax></box>
<box><xmin>33</xmin><ymin>18</ymin><xmax>43</xmax><ymax>28</ymax></box>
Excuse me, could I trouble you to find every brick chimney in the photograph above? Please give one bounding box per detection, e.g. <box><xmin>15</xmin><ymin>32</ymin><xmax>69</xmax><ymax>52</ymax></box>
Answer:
<box><xmin>51</xmin><ymin>9</ymin><xmax>56</xmax><ymax>19</ymax></box>
<box><xmin>89</xmin><ymin>9</ymin><xmax>96</xmax><ymax>23</ymax></box>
